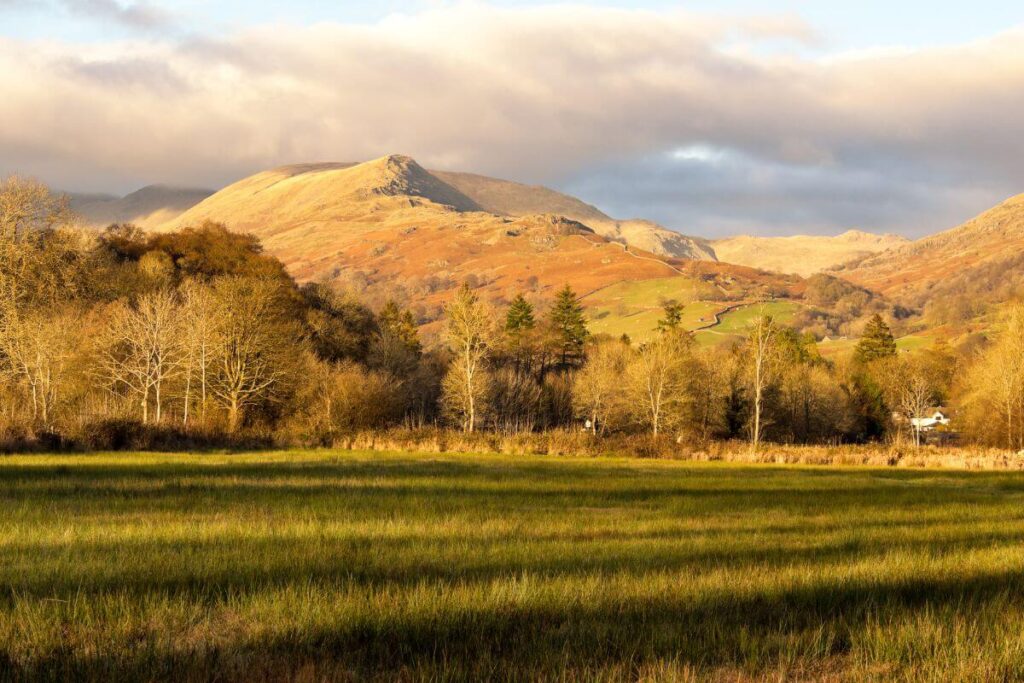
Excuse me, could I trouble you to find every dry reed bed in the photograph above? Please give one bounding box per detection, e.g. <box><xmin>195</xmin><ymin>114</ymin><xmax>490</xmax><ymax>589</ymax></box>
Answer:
<box><xmin>338</xmin><ymin>428</ymin><xmax>1024</xmax><ymax>471</ymax></box>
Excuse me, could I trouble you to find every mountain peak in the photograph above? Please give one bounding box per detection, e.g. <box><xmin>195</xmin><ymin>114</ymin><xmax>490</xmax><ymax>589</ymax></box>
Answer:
<box><xmin>346</xmin><ymin>154</ymin><xmax>481</xmax><ymax>212</ymax></box>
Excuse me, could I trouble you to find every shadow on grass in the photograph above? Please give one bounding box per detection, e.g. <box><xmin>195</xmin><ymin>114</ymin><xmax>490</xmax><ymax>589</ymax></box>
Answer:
<box><xmin>4</xmin><ymin>566</ymin><xmax>1024</xmax><ymax>681</ymax></box>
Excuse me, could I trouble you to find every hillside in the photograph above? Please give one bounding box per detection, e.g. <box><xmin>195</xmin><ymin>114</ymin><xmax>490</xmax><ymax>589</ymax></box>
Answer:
<box><xmin>434</xmin><ymin>171</ymin><xmax>716</xmax><ymax>260</ymax></box>
<box><xmin>71</xmin><ymin>185</ymin><xmax>213</xmax><ymax>229</ymax></box>
<box><xmin>712</xmin><ymin>230</ymin><xmax>907</xmax><ymax>276</ymax></box>
<box><xmin>832</xmin><ymin>194</ymin><xmax>1024</xmax><ymax>315</ymax></box>
<box><xmin>164</xmin><ymin>155</ymin><xmax>797</xmax><ymax>324</ymax></box>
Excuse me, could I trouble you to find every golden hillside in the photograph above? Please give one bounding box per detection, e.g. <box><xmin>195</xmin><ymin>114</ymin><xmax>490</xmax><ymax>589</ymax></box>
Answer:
<box><xmin>163</xmin><ymin>156</ymin><xmax>699</xmax><ymax>301</ymax></box>
<box><xmin>712</xmin><ymin>230</ymin><xmax>907</xmax><ymax>276</ymax></box>
<box><xmin>832</xmin><ymin>194</ymin><xmax>1024</xmax><ymax>310</ymax></box>
<box><xmin>162</xmin><ymin>155</ymin><xmax>796</xmax><ymax>320</ymax></box>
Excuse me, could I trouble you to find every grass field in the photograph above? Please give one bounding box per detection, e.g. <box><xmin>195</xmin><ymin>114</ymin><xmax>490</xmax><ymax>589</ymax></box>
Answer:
<box><xmin>4</xmin><ymin>451</ymin><xmax>1024</xmax><ymax>680</ymax></box>
<box><xmin>692</xmin><ymin>301</ymin><xmax>800</xmax><ymax>347</ymax></box>
<box><xmin>582</xmin><ymin>277</ymin><xmax>724</xmax><ymax>342</ymax></box>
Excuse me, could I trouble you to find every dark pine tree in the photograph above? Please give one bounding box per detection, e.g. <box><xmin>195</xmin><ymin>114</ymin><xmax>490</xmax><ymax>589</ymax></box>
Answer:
<box><xmin>657</xmin><ymin>302</ymin><xmax>685</xmax><ymax>333</ymax></box>
<box><xmin>505</xmin><ymin>294</ymin><xmax>536</xmax><ymax>334</ymax></box>
<box><xmin>548</xmin><ymin>284</ymin><xmax>588</xmax><ymax>368</ymax></box>
<box><xmin>854</xmin><ymin>314</ymin><xmax>897</xmax><ymax>364</ymax></box>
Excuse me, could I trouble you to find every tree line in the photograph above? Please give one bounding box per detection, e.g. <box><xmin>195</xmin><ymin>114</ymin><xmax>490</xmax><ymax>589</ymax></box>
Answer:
<box><xmin>1</xmin><ymin>175</ymin><xmax>1022</xmax><ymax>452</ymax></box>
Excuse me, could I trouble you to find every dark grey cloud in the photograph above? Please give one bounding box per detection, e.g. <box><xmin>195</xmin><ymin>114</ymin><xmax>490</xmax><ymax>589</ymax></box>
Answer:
<box><xmin>561</xmin><ymin>149</ymin><xmax>1007</xmax><ymax>238</ymax></box>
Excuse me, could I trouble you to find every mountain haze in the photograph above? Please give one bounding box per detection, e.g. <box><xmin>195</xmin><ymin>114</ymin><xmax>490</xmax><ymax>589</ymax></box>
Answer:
<box><xmin>71</xmin><ymin>185</ymin><xmax>213</xmax><ymax>229</ymax></box>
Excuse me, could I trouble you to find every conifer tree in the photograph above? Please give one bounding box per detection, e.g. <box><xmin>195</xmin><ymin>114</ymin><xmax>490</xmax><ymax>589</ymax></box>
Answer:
<box><xmin>855</xmin><ymin>314</ymin><xmax>897</xmax><ymax>364</ymax></box>
<box><xmin>657</xmin><ymin>302</ymin><xmax>685</xmax><ymax>333</ymax></box>
<box><xmin>548</xmin><ymin>284</ymin><xmax>588</xmax><ymax>368</ymax></box>
<box><xmin>505</xmin><ymin>294</ymin><xmax>535</xmax><ymax>334</ymax></box>
<box><xmin>378</xmin><ymin>300</ymin><xmax>421</xmax><ymax>356</ymax></box>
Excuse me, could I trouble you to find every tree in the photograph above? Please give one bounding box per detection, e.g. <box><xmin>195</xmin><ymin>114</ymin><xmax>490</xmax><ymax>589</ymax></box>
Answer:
<box><xmin>370</xmin><ymin>300</ymin><xmax>423</xmax><ymax>378</ymax></box>
<box><xmin>505</xmin><ymin>294</ymin><xmax>536</xmax><ymax>334</ymax></box>
<box><xmin>0</xmin><ymin>306</ymin><xmax>79</xmax><ymax>428</ymax></box>
<box><xmin>747</xmin><ymin>310</ymin><xmax>779</xmax><ymax>454</ymax></box>
<box><xmin>961</xmin><ymin>303</ymin><xmax>1024</xmax><ymax>450</ymax></box>
<box><xmin>894</xmin><ymin>359</ymin><xmax>936</xmax><ymax>448</ymax></box>
<box><xmin>548</xmin><ymin>284</ymin><xmax>588</xmax><ymax>368</ymax></box>
<box><xmin>208</xmin><ymin>277</ymin><xmax>291</xmax><ymax>432</ymax></box>
<box><xmin>626</xmin><ymin>330</ymin><xmax>692</xmax><ymax>436</ymax></box>
<box><xmin>855</xmin><ymin>314</ymin><xmax>897</xmax><ymax>364</ymax></box>
<box><xmin>98</xmin><ymin>291</ymin><xmax>184</xmax><ymax>423</ymax></box>
<box><xmin>0</xmin><ymin>177</ymin><xmax>87</xmax><ymax>312</ymax></box>
<box><xmin>442</xmin><ymin>285</ymin><xmax>495</xmax><ymax>432</ymax></box>
<box><xmin>378</xmin><ymin>300</ymin><xmax>422</xmax><ymax>355</ymax></box>
<box><xmin>573</xmin><ymin>340</ymin><xmax>630</xmax><ymax>434</ymax></box>
<box><xmin>0</xmin><ymin>175</ymin><xmax>72</xmax><ymax>243</ymax></box>
<box><xmin>657</xmin><ymin>302</ymin><xmax>685</xmax><ymax>333</ymax></box>
<box><xmin>179</xmin><ymin>280</ymin><xmax>219</xmax><ymax>426</ymax></box>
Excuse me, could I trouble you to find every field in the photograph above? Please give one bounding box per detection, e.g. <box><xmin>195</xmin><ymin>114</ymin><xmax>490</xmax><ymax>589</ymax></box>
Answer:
<box><xmin>818</xmin><ymin>333</ymin><xmax>936</xmax><ymax>358</ymax></box>
<box><xmin>693</xmin><ymin>301</ymin><xmax>799</xmax><ymax>347</ymax></box>
<box><xmin>4</xmin><ymin>451</ymin><xmax>1024</xmax><ymax>680</ymax></box>
<box><xmin>582</xmin><ymin>277</ymin><xmax>723</xmax><ymax>342</ymax></box>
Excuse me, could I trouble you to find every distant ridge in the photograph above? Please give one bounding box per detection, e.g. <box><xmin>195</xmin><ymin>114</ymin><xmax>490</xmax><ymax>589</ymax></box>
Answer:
<box><xmin>712</xmin><ymin>230</ymin><xmax>908</xmax><ymax>276</ymax></box>
<box><xmin>832</xmin><ymin>193</ymin><xmax>1024</xmax><ymax>308</ymax></box>
<box><xmin>71</xmin><ymin>185</ymin><xmax>214</xmax><ymax>229</ymax></box>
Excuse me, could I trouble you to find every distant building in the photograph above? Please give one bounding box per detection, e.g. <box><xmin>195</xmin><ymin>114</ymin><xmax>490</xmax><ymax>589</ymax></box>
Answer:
<box><xmin>910</xmin><ymin>410</ymin><xmax>951</xmax><ymax>433</ymax></box>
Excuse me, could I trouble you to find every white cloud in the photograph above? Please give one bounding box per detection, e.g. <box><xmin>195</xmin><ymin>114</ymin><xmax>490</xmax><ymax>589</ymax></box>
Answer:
<box><xmin>0</xmin><ymin>4</ymin><xmax>1022</xmax><ymax>234</ymax></box>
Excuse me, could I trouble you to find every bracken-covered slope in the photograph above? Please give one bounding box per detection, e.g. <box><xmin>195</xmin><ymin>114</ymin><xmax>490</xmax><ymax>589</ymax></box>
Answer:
<box><xmin>712</xmin><ymin>230</ymin><xmax>908</xmax><ymax>277</ymax></box>
<box><xmin>831</xmin><ymin>194</ymin><xmax>1024</xmax><ymax>307</ymax></box>
<box><xmin>71</xmin><ymin>185</ymin><xmax>214</xmax><ymax>229</ymax></box>
<box><xmin>163</xmin><ymin>155</ymin><xmax>794</xmax><ymax>314</ymax></box>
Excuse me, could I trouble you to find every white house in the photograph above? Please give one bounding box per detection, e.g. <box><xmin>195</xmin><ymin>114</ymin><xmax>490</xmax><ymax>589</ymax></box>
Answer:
<box><xmin>910</xmin><ymin>410</ymin><xmax>951</xmax><ymax>432</ymax></box>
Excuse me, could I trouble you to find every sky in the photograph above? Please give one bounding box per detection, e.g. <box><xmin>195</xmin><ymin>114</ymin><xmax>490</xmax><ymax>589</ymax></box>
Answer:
<box><xmin>2</xmin><ymin>1</ymin><xmax>1023</xmax><ymax>238</ymax></box>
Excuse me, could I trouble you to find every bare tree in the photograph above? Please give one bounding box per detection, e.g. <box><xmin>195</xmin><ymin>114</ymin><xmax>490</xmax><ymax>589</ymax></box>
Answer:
<box><xmin>626</xmin><ymin>330</ymin><xmax>691</xmax><ymax>437</ymax></box>
<box><xmin>98</xmin><ymin>291</ymin><xmax>183</xmax><ymax>423</ymax></box>
<box><xmin>0</xmin><ymin>175</ymin><xmax>73</xmax><ymax>243</ymax></box>
<box><xmin>0</xmin><ymin>176</ymin><xmax>83</xmax><ymax>312</ymax></box>
<box><xmin>441</xmin><ymin>285</ymin><xmax>495</xmax><ymax>432</ymax></box>
<box><xmin>748</xmin><ymin>308</ymin><xmax>779</xmax><ymax>454</ymax></box>
<box><xmin>207</xmin><ymin>277</ymin><xmax>288</xmax><ymax>433</ymax></box>
<box><xmin>573</xmin><ymin>340</ymin><xmax>630</xmax><ymax>434</ymax></box>
<box><xmin>180</xmin><ymin>281</ymin><xmax>219</xmax><ymax>426</ymax></box>
<box><xmin>0</xmin><ymin>307</ymin><xmax>78</xmax><ymax>428</ymax></box>
<box><xmin>892</xmin><ymin>359</ymin><xmax>936</xmax><ymax>448</ymax></box>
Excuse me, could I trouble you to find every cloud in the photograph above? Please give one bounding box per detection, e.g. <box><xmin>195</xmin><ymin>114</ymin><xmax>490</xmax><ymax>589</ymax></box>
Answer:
<box><xmin>0</xmin><ymin>4</ymin><xmax>1022</xmax><ymax>236</ymax></box>
<box><xmin>0</xmin><ymin>0</ymin><xmax>172</xmax><ymax>30</ymax></box>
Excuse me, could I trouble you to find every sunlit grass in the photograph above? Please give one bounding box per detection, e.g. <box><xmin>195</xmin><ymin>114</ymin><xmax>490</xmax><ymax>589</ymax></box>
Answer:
<box><xmin>3</xmin><ymin>451</ymin><xmax>1024</xmax><ymax>680</ymax></box>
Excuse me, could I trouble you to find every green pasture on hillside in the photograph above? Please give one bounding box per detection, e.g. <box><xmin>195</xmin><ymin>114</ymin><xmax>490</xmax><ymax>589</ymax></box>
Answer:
<box><xmin>4</xmin><ymin>451</ymin><xmax>1024</xmax><ymax>680</ymax></box>
<box><xmin>582</xmin><ymin>277</ymin><xmax>724</xmax><ymax>342</ymax></box>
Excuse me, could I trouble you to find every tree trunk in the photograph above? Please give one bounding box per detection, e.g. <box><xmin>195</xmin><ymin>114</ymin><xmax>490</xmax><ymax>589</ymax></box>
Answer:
<box><xmin>227</xmin><ymin>398</ymin><xmax>240</xmax><ymax>434</ymax></box>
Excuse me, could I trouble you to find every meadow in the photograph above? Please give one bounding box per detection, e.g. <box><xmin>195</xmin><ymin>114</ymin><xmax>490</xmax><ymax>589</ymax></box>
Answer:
<box><xmin>4</xmin><ymin>451</ymin><xmax>1024</xmax><ymax>681</ymax></box>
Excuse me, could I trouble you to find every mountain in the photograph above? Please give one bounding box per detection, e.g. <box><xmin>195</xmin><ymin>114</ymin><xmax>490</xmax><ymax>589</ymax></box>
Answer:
<box><xmin>70</xmin><ymin>185</ymin><xmax>214</xmax><ymax>229</ymax></box>
<box><xmin>832</xmin><ymin>194</ymin><xmax>1024</xmax><ymax>313</ymax></box>
<box><xmin>432</xmin><ymin>171</ymin><xmax>716</xmax><ymax>260</ymax></box>
<box><xmin>163</xmin><ymin>155</ymin><xmax>794</xmax><ymax>318</ymax></box>
<box><xmin>711</xmin><ymin>230</ymin><xmax>908</xmax><ymax>276</ymax></box>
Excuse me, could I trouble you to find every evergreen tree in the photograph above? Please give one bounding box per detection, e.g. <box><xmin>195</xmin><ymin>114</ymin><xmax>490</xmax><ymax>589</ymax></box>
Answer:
<box><xmin>657</xmin><ymin>302</ymin><xmax>685</xmax><ymax>333</ymax></box>
<box><xmin>378</xmin><ymin>300</ymin><xmax>421</xmax><ymax>356</ymax></box>
<box><xmin>505</xmin><ymin>294</ymin><xmax>535</xmax><ymax>334</ymax></box>
<box><xmin>548</xmin><ymin>284</ymin><xmax>588</xmax><ymax>368</ymax></box>
<box><xmin>855</xmin><ymin>314</ymin><xmax>897</xmax><ymax>364</ymax></box>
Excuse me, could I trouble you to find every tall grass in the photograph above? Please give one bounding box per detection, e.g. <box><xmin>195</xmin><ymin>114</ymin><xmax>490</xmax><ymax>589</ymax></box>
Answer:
<box><xmin>3</xmin><ymin>451</ymin><xmax>1024</xmax><ymax>680</ymax></box>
